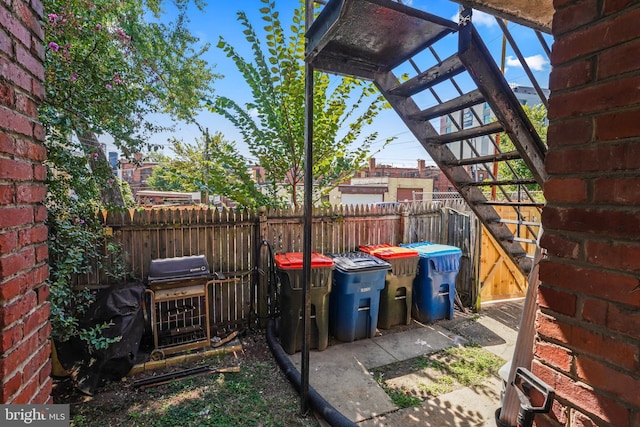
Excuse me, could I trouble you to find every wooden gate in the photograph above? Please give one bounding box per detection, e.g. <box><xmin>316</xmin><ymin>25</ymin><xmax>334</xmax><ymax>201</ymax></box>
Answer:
<box><xmin>479</xmin><ymin>206</ymin><xmax>541</xmax><ymax>302</ymax></box>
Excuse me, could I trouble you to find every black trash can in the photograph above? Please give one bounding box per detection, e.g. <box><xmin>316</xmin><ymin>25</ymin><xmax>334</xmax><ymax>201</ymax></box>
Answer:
<box><xmin>274</xmin><ymin>252</ymin><xmax>333</xmax><ymax>355</ymax></box>
<box><xmin>359</xmin><ymin>244</ymin><xmax>419</xmax><ymax>329</ymax></box>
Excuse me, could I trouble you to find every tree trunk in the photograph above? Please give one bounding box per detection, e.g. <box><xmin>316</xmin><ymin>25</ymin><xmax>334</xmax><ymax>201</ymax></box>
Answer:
<box><xmin>77</xmin><ymin>131</ymin><xmax>125</xmax><ymax>207</ymax></box>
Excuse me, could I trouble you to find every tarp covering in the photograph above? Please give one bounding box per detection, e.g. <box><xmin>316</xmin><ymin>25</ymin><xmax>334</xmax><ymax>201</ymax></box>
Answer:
<box><xmin>56</xmin><ymin>282</ymin><xmax>146</xmax><ymax>395</ymax></box>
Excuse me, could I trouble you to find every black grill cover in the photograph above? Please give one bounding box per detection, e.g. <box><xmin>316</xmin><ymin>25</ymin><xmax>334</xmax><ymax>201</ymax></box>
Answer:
<box><xmin>55</xmin><ymin>282</ymin><xmax>146</xmax><ymax>395</ymax></box>
<box><xmin>147</xmin><ymin>255</ymin><xmax>210</xmax><ymax>283</ymax></box>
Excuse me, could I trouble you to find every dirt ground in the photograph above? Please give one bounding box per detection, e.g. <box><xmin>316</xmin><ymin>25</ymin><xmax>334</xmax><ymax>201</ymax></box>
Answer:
<box><xmin>52</xmin><ymin>329</ymin><xmax>320</xmax><ymax>427</ymax></box>
<box><xmin>52</xmin><ymin>301</ymin><xmax>522</xmax><ymax>426</ymax></box>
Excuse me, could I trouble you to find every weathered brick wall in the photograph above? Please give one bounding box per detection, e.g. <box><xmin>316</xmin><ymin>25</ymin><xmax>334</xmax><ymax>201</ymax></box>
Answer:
<box><xmin>0</xmin><ymin>0</ymin><xmax>51</xmax><ymax>403</ymax></box>
<box><xmin>538</xmin><ymin>1</ymin><xmax>640</xmax><ymax>426</ymax></box>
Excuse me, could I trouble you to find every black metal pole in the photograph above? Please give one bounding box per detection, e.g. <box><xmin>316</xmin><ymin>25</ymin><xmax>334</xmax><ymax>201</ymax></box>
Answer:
<box><xmin>301</xmin><ymin>0</ymin><xmax>314</xmax><ymax>415</ymax></box>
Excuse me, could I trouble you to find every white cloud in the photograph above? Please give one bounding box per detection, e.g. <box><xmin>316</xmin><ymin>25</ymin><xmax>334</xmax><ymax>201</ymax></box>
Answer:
<box><xmin>472</xmin><ymin>10</ymin><xmax>498</xmax><ymax>27</ymax></box>
<box><xmin>505</xmin><ymin>54</ymin><xmax>549</xmax><ymax>72</ymax></box>
<box><xmin>451</xmin><ymin>9</ymin><xmax>497</xmax><ymax>27</ymax></box>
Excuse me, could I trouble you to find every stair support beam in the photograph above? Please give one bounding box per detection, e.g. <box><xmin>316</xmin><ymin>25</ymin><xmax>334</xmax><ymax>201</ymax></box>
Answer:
<box><xmin>408</xmin><ymin>89</ymin><xmax>485</xmax><ymax>121</ymax></box>
<box><xmin>389</xmin><ymin>54</ymin><xmax>466</xmax><ymax>97</ymax></box>
<box><xmin>457</xmin><ymin>22</ymin><xmax>548</xmax><ymax>186</ymax></box>
<box><xmin>374</xmin><ymin>70</ymin><xmax>531</xmax><ymax>274</ymax></box>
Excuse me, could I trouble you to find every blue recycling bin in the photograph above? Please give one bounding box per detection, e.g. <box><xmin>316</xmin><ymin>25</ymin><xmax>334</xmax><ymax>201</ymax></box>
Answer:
<box><xmin>401</xmin><ymin>242</ymin><xmax>462</xmax><ymax>323</ymax></box>
<box><xmin>328</xmin><ymin>253</ymin><xmax>391</xmax><ymax>342</ymax></box>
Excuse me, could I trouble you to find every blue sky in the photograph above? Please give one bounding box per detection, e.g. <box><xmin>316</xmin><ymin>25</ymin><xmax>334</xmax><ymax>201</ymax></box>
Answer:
<box><xmin>132</xmin><ymin>0</ymin><xmax>552</xmax><ymax>167</ymax></box>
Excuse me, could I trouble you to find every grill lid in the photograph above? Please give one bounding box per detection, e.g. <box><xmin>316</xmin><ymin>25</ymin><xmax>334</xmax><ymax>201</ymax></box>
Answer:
<box><xmin>147</xmin><ymin>255</ymin><xmax>210</xmax><ymax>283</ymax></box>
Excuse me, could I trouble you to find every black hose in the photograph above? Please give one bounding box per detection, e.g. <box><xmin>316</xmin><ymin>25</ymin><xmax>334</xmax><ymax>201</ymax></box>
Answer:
<box><xmin>266</xmin><ymin>319</ymin><xmax>357</xmax><ymax>427</ymax></box>
<box><xmin>263</xmin><ymin>240</ymin><xmax>281</xmax><ymax>319</ymax></box>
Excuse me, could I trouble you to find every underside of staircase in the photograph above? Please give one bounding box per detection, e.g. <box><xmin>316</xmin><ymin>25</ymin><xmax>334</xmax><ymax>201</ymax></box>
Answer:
<box><xmin>306</xmin><ymin>0</ymin><xmax>547</xmax><ymax>275</ymax></box>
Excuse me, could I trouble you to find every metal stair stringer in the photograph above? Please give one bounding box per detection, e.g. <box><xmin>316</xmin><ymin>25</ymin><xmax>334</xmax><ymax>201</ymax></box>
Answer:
<box><xmin>457</xmin><ymin>17</ymin><xmax>548</xmax><ymax>186</ymax></box>
<box><xmin>374</xmin><ymin>70</ymin><xmax>531</xmax><ymax>274</ymax></box>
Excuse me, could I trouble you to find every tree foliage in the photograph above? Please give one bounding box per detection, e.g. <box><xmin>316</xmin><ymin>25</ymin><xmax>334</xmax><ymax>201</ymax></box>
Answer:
<box><xmin>498</xmin><ymin>103</ymin><xmax>548</xmax><ymax>194</ymax></box>
<box><xmin>42</xmin><ymin>0</ymin><xmax>218</xmax><ymax>345</ymax></box>
<box><xmin>148</xmin><ymin>130</ymin><xmax>279</xmax><ymax>208</ymax></box>
<box><xmin>212</xmin><ymin>0</ymin><xmax>393</xmax><ymax>208</ymax></box>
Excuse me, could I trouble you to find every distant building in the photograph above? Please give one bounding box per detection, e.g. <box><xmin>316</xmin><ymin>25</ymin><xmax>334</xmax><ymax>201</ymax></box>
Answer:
<box><xmin>135</xmin><ymin>190</ymin><xmax>201</xmax><ymax>206</ymax></box>
<box><xmin>120</xmin><ymin>155</ymin><xmax>157</xmax><ymax>196</ymax></box>
<box><xmin>108</xmin><ymin>151</ymin><xmax>118</xmax><ymax>175</ymax></box>
<box><xmin>440</xmin><ymin>83</ymin><xmax>549</xmax><ymax>171</ymax></box>
<box><xmin>328</xmin><ymin>158</ymin><xmax>454</xmax><ymax>206</ymax></box>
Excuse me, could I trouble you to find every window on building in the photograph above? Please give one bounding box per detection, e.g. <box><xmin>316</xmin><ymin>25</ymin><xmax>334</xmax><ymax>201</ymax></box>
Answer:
<box><xmin>481</xmin><ymin>136</ymin><xmax>490</xmax><ymax>155</ymax></box>
<box><xmin>463</xmin><ymin>109</ymin><xmax>473</xmax><ymax>127</ymax></box>
<box><xmin>484</xmin><ymin>113</ymin><xmax>491</xmax><ymax>124</ymax></box>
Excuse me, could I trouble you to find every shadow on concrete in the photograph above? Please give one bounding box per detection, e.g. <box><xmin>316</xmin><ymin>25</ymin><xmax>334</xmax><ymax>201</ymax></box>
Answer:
<box><xmin>479</xmin><ymin>300</ymin><xmax>524</xmax><ymax>332</ymax></box>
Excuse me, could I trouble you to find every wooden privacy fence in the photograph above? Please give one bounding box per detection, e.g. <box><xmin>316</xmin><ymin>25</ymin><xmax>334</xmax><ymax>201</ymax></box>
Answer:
<box><xmin>98</xmin><ymin>201</ymin><xmax>476</xmax><ymax>334</ymax></box>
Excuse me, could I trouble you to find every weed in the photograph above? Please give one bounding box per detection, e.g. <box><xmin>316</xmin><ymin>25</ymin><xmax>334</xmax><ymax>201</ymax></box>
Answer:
<box><xmin>417</xmin><ymin>375</ymin><xmax>454</xmax><ymax>396</ymax></box>
<box><xmin>386</xmin><ymin>388</ymin><xmax>422</xmax><ymax>408</ymax></box>
<box><xmin>375</xmin><ymin>344</ymin><xmax>504</xmax><ymax>409</ymax></box>
<box><xmin>440</xmin><ymin>345</ymin><xmax>504</xmax><ymax>386</ymax></box>
<box><xmin>67</xmin><ymin>357</ymin><xmax>318</xmax><ymax>427</ymax></box>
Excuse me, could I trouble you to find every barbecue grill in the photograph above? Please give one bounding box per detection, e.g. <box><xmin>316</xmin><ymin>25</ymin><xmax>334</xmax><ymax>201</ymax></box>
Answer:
<box><xmin>146</xmin><ymin>255</ymin><xmax>213</xmax><ymax>360</ymax></box>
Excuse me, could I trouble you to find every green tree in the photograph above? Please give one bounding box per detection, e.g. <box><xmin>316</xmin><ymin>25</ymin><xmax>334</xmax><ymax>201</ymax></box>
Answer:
<box><xmin>148</xmin><ymin>130</ymin><xmax>278</xmax><ymax>208</ymax></box>
<box><xmin>212</xmin><ymin>0</ymin><xmax>393</xmax><ymax>208</ymax></box>
<box><xmin>497</xmin><ymin>103</ymin><xmax>547</xmax><ymax>195</ymax></box>
<box><xmin>42</xmin><ymin>0</ymin><xmax>218</xmax><ymax>347</ymax></box>
<box><xmin>43</xmin><ymin>0</ymin><xmax>218</xmax><ymax>207</ymax></box>
<box><xmin>145</xmin><ymin>153</ymin><xmax>187</xmax><ymax>192</ymax></box>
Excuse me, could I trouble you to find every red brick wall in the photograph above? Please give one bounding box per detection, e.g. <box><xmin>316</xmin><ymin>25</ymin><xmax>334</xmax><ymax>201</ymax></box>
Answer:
<box><xmin>0</xmin><ymin>0</ymin><xmax>51</xmax><ymax>404</ymax></box>
<box><xmin>538</xmin><ymin>1</ymin><xmax>640</xmax><ymax>425</ymax></box>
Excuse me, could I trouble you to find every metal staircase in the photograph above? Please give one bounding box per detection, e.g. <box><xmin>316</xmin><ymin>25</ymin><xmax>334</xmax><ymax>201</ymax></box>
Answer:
<box><xmin>306</xmin><ymin>0</ymin><xmax>547</xmax><ymax>274</ymax></box>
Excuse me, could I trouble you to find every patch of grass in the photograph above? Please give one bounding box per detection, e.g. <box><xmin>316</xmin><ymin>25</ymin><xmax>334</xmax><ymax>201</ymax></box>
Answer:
<box><xmin>69</xmin><ymin>359</ymin><xmax>317</xmax><ymax>427</ymax></box>
<box><xmin>417</xmin><ymin>375</ymin><xmax>455</xmax><ymax>396</ymax></box>
<box><xmin>386</xmin><ymin>388</ymin><xmax>422</xmax><ymax>408</ymax></box>
<box><xmin>440</xmin><ymin>344</ymin><xmax>504</xmax><ymax>386</ymax></box>
<box><xmin>413</xmin><ymin>357</ymin><xmax>445</xmax><ymax>371</ymax></box>
<box><xmin>374</xmin><ymin>344</ymin><xmax>504</xmax><ymax>410</ymax></box>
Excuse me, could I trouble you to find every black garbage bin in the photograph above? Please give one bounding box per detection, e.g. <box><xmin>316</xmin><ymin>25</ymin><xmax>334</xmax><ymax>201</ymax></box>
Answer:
<box><xmin>359</xmin><ymin>244</ymin><xmax>419</xmax><ymax>329</ymax></box>
<box><xmin>274</xmin><ymin>252</ymin><xmax>333</xmax><ymax>355</ymax></box>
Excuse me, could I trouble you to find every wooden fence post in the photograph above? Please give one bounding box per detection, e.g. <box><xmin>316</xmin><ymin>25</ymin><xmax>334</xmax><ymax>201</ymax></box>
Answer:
<box><xmin>400</xmin><ymin>205</ymin><xmax>410</xmax><ymax>243</ymax></box>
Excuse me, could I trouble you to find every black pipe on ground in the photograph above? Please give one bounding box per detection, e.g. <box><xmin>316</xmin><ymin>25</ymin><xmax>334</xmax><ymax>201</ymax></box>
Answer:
<box><xmin>266</xmin><ymin>319</ymin><xmax>357</xmax><ymax>427</ymax></box>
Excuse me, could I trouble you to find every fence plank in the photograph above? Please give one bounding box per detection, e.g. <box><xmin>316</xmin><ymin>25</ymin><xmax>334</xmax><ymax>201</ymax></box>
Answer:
<box><xmin>94</xmin><ymin>203</ymin><xmax>476</xmax><ymax>332</ymax></box>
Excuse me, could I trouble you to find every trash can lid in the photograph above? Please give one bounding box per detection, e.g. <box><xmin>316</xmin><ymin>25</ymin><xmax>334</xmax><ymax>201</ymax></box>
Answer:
<box><xmin>401</xmin><ymin>242</ymin><xmax>462</xmax><ymax>257</ymax></box>
<box><xmin>274</xmin><ymin>252</ymin><xmax>334</xmax><ymax>269</ymax></box>
<box><xmin>401</xmin><ymin>242</ymin><xmax>462</xmax><ymax>272</ymax></box>
<box><xmin>358</xmin><ymin>244</ymin><xmax>419</xmax><ymax>260</ymax></box>
<box><xmin>328</xmin><ymin>252</ymin><xmax>392</xmax><ymax>272</ymax></box>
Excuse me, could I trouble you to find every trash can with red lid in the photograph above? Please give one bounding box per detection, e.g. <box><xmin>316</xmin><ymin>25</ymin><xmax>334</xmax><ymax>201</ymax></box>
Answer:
<box><xmin>274</xmin><ymin>252</ymin><xmax>333</xmax><ymax>355</ymax></box>
<box><xmin>358</xmin><ymin>244</ymin><xmax>419</xmax><ymax>329</ymax></box>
